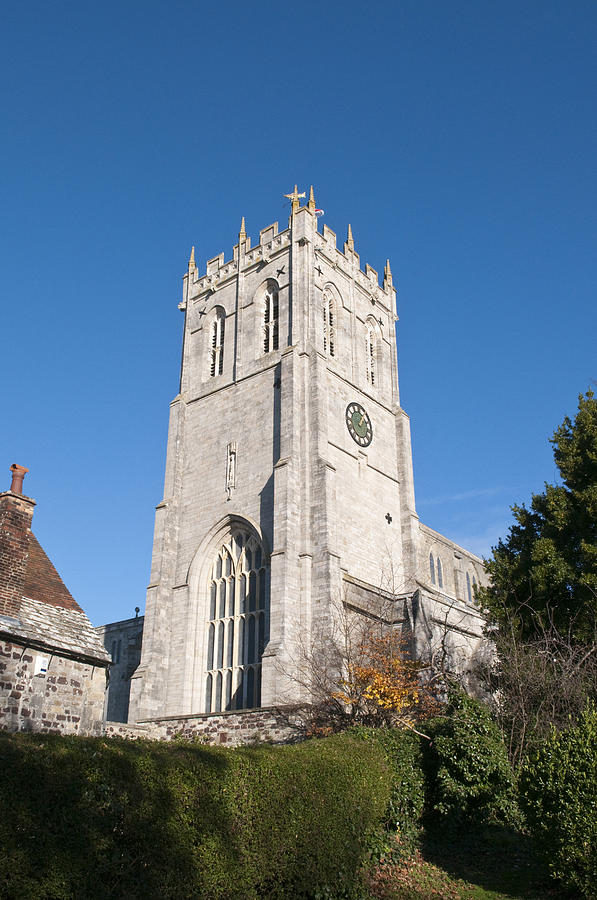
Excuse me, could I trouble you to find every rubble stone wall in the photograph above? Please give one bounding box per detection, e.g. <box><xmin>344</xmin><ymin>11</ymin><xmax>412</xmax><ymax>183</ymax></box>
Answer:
<box><xmin>104</xmin><ymin>706</ymin><xmax>299</xmax><ymax>746</ymax></box>
<box><xmin>0</xmin><ymin>639</ymin><xmax>107</xmax><ymax>735</ymax></box>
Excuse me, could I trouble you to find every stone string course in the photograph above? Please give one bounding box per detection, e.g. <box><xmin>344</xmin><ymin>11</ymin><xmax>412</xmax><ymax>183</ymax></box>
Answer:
<box><xmin>104</xmin><ymin>707</ymin><xmax>299</xmax><ymax>746</ymax></box>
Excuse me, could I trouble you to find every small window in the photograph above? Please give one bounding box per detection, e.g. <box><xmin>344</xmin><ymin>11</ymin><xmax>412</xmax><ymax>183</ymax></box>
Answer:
<box><xmin>429</xmin><ymin>553</ymin><xmax>435</xmax><ymax>585</ymax></box>
<box><xmin>323</xmin><ymin>289</ymin><xmax>336</xmax><ymax>357</ymax></box>
<box><xmin>466</xmin><ymin>572</ymin><xmax>472</xmax><ymax>604</ymax></box>
<box><xmin>210</xmin><ymin>311</ymin><xmax>225</xmax><ymax>377</ymax></box>
<box><xmin>263</xmin><ymin>285</ymin><xmax>279</xmax><ymax>353</ymax></box>
<box><xmin>472</xmin><ymin>575</ymin><xmax>478</xmax><ymax>603</ymax></box>
<box><xmin>365</xmin><ymin>320</ymin><xmax>378</xmax><ymax>386</ymax></box>
<box><xmin>437</xmin><ymin>558</ymin><xmax>443</xmax><ymax>589</ymax></box>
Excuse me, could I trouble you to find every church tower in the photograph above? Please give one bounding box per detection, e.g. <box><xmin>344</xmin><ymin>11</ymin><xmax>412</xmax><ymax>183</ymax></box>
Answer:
<box><xmin>128</xmin><ymin>188</ymin><xmax>485</xmax><ymax>724</ymax></box>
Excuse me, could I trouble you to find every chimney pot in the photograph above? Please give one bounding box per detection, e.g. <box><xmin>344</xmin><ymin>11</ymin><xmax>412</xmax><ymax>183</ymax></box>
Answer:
<box><xmin>10</xmin><ymin>464</ymin><xmax>29</xmax><ymax>495</ymax></box>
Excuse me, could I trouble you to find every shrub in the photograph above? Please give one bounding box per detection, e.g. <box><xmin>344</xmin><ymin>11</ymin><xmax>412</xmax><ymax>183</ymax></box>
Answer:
<box><xmin>349</xmin><ymin>726</ymin><xmax>425</xmax><ymax>855</ymax></box>
<box><xmin>0</xmin><ymin>732</ymin><xmax>391</xmax><ymax>900</ymax></box>
<box><xmin>423</xmin><ymin>688</ymin><xmax>520</xmax><ymax>830</ymax></box>
<box><xmin>520</xmin><ymin>703</ymin><xmax>597</xmax><ymax>898</ymax></box>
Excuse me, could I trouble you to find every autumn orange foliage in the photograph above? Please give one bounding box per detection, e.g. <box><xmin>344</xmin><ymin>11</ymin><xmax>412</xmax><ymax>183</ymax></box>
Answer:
<box><xmin>332</xmin><ymin>630</ymin><xmax>441</xmax><ymax>729</ymax></box>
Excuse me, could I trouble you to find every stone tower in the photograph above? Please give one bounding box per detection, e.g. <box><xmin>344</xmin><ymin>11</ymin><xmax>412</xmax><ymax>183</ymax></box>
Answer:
<box><xmin>128</xmin><ymin>188</ymin><xmax>486</xmax><ymax>724</ymax></box>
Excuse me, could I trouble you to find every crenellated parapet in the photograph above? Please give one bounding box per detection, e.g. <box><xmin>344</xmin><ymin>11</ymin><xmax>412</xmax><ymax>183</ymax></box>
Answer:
<box><xmin>180</xmin><ymin>187</ymin><xmax>397</xmax><ymax>313</ymax></box>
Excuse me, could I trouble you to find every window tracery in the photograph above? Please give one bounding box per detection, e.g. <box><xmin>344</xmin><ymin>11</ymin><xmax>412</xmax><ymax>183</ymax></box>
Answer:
<box><xmin>205</xmin><ymin>528</ymin><xmax>268</xmax><ymax>713</ymax></box>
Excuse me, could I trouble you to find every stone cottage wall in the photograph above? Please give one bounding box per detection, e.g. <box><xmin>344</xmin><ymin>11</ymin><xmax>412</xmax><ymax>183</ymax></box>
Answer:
<box><xmin>0</xmin><ymin>639</ymin><xmax>107</xmax><ymax>735</ymax></box>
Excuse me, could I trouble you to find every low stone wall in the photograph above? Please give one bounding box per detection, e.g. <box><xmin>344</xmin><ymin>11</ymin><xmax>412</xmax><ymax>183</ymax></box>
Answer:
<box><xmin>0</xmin><ymin>639</ymin><xmax>107</xmax><ymax>735</ymax></box>
<box><xmin>104</xmin><ymin>707</ymin><xmax>300</xmax><ymax>746</ymax></box>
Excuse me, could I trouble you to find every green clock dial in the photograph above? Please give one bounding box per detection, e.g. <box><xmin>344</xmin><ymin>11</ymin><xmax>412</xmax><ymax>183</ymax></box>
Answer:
<box><xmin>345</xmin><ymin>402</ymin><xmax>373</xmax><ymax>447</ymax></box>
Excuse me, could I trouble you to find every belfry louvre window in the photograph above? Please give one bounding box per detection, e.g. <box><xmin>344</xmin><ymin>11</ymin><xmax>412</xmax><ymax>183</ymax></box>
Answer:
<box><xmin>263</xmin><ymin>285</ymin><xmax>279</xmax><ymax>353</ymax></box>
<box><xmin>210</xmin><ymin>311</ymin><xmax>225</xmax><ymax>377</ymax></box>
<box><xmin>205</xmin><ymin>529</ymin><xmax>268</xmax><ymax>713</ymax></box>
<box><xmin>365</xmin><ymin>324</ymin><xmax>376</xmax><ymax>385</ymax></box>
<box><xmin>323</xmin><ymin>290</ymin><xmax>335</xmax><ymax>357</ymax></box>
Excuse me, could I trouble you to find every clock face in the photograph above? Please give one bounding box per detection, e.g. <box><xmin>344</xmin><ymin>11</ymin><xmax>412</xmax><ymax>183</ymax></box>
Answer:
<box><xmin>345</xmin><ymin>402</ymin><xmax>373</xmax><ymax>447</ymax></box>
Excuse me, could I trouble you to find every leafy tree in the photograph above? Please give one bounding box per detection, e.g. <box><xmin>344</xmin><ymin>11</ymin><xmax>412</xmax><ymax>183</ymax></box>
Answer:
<box><xmin>289</xmin><ymin>597</ymin><xmax>442</xmax><ymax>736</ymax></box>
<box><xmin>520</xmin><ymin>703</ymin><xmax>597</xmax><ymax>898</ymax></box>
<box><xmin>423</xmin><ymin>688</ymin><xmax>521</xmax><ymax>830</ymax></box>
<box><xmin>481</xmin><ymin>389</ymin><xmax>597</xmax><ymax>641</ymax></box>
<box><xmin>333</xmin><ymin>629</ymin><xmax>441</xmax><ymax>730</ymax></box>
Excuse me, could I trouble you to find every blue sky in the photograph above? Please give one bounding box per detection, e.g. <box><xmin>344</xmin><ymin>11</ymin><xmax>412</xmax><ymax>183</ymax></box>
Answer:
<box><xmin>2</xmin><ymin>1</ymin><xmax>595</xmax><ymax>625</ymax></box>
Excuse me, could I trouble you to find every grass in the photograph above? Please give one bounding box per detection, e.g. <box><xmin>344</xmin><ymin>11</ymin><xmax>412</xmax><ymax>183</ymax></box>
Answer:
<box><xmin>366</xmin><ymin>826</ymin><xmax>571</xmax><ymax>900</ymax></box>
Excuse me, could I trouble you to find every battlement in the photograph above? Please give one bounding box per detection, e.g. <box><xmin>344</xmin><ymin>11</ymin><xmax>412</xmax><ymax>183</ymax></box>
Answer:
<box><xmin>183</xmin><ymin>190</ymin><xmax>396</xmax><ymax>304</ymax></box>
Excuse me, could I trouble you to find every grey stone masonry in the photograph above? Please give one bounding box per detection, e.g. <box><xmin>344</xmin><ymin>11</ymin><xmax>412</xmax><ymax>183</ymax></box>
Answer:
<box><xmin>127</xmin><ymin>190</ymin><xmax>489</xmax><ymax>729</ymax></box>
<box><xmin>97</xmin><ymin>616</ymin><xmax>144</xmax><ymax>723</ymax></box>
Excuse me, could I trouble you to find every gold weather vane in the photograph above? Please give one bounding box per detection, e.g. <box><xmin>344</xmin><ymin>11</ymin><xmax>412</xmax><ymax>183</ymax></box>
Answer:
<box><xmin>284</xmin><ymin>185</ymin><xmax>306</xmax><ymax>212</ymax></box>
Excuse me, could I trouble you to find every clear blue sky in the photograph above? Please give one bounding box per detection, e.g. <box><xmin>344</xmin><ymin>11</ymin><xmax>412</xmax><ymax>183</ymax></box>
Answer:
<box><xmin>2</xmin><ymin>1</ymin><xmax>595</xmax><ymax>625</ymax></box>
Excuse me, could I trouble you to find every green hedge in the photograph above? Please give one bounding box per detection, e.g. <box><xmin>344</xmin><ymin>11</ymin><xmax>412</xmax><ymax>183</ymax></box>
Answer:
<box><xmin>520</xmin><ymin>703</ymin><xmax>597</xmax><ymax>899</ymax></box>
<box><xmin>348</xmin><ymin>726</ymin><xmax>425</xmax><ymax>854</ymax></box>
<box><xmin>0</xmin><ymin>732</ymin><xmax>391</xmax><ymax>900</ymax></box>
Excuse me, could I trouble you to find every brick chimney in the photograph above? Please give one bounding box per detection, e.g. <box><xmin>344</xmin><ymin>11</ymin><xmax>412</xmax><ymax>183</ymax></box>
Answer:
<box><xmin>0</xmin><ymin>464</ymin><xmax>36</xmax><ymax>619</ymax></box>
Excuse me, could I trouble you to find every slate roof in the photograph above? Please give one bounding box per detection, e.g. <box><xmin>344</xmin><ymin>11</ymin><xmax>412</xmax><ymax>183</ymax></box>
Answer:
<box><xmin>0</xmin><ymin>531</ymin><xmax>110</xmax><ymax>665</ymax></box>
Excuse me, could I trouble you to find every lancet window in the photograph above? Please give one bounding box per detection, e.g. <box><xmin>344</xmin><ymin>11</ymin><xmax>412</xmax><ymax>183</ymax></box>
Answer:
<box><xmin>323</xmin><ymin>289</ymin><xmax>336</xmax><ymax>357</ymax></box>
<box><xmin>429</xmin><ymin>553</ymin><xmax>435</xmax><ymax>585</ymax></box>
<box><xmin>263</xmin><ymin>284</ymin><xmax>279</xmax><ymax>353</ymax></box>
<box><xmin>466</xmin><ymin>571</ymin><xmax>472</xmax><ymax>604</ymax></box>
<box><xmin>209</xmin><ymin>310</ymin><xmax>225</xmax><ymax>377</ymax></box>
<box><xmin>205</xmin><ymin>528</ymin><xmax>268</xmax><ymax>713</ymax></box>
<box><xmin>365</xmin><ymin>322</ymin><xmax>377</xmax><ymax>385</ymax></box>
<box><xmin>437</xmin><ymin>558</ymin><xmax>443</xmax><ymax>589</ymax></box>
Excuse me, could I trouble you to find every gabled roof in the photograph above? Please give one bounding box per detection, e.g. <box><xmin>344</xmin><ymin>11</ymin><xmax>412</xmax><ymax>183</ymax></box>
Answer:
<box><xmin>23</xmin><ymin>533</ymin><xmax>83</xmax><ymax>612</ymax></box>
<box><xmin>0</xmin><ymin>531</ymin><xmax>110</xmax><ymax>665</ymax></box>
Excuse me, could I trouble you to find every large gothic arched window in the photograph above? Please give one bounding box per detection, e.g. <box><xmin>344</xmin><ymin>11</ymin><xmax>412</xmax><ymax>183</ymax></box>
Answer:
<box><xmin>323</xmin><ymin>289</ymin><xmax>335</xmax><ymax>357</ymax></box>
<box><xmin>205</xmin><ymin>528</ymin><xmax>268</xmax><ymax>713</ymax></box>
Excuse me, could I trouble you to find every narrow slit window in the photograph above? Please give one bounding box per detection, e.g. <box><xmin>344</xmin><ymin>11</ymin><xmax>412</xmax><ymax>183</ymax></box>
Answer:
<box><xmin>263</xmin><ymin>285</ymin><xmax>279</xmax><ymax>353</ymax></box>
<box><xmin>429</xmin><ymin>553</ymin><xmax>436</xmax><ymax>585</ymax></box>
<box><xmin>323</xmin><ymin>290</ymin><xmax>336</xmax><ymax>357</ymax></box>
<box><xmin>210</xmin><ymin>312</ymin><xmax>225</xmax><ymax>377</ymax></box>
<box><xmin>365</xmin><ymin>324</ymin><xmax>376</xmax><ymax>385</ymax></box>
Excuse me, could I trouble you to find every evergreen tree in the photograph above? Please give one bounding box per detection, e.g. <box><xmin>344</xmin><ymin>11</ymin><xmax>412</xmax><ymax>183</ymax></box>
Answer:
<box><xmin>481</xmin><ymin>390</ymin><xmax>597</xmax><ymax>641</ymax></box>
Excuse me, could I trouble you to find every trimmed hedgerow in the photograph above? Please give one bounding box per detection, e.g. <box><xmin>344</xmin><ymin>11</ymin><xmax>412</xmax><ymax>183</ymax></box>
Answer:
<box><xmin>423</xmin><ymin>689</ymin><xmax>521</xmax><ymax>830</ymax></box>
<box><xmin>520</xmin><ymin>703</ymin><xmax>597</xmax><ymax>899</ymax></box>
<box><xmin>349</xmin><ymin>726</ymin><xmax>425</xmax><ymax>854</ymax></box>
<box><xmin>0</xmin><ymin>732</ymin><xmax>391</xmax><ymax>900</ymax></box>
